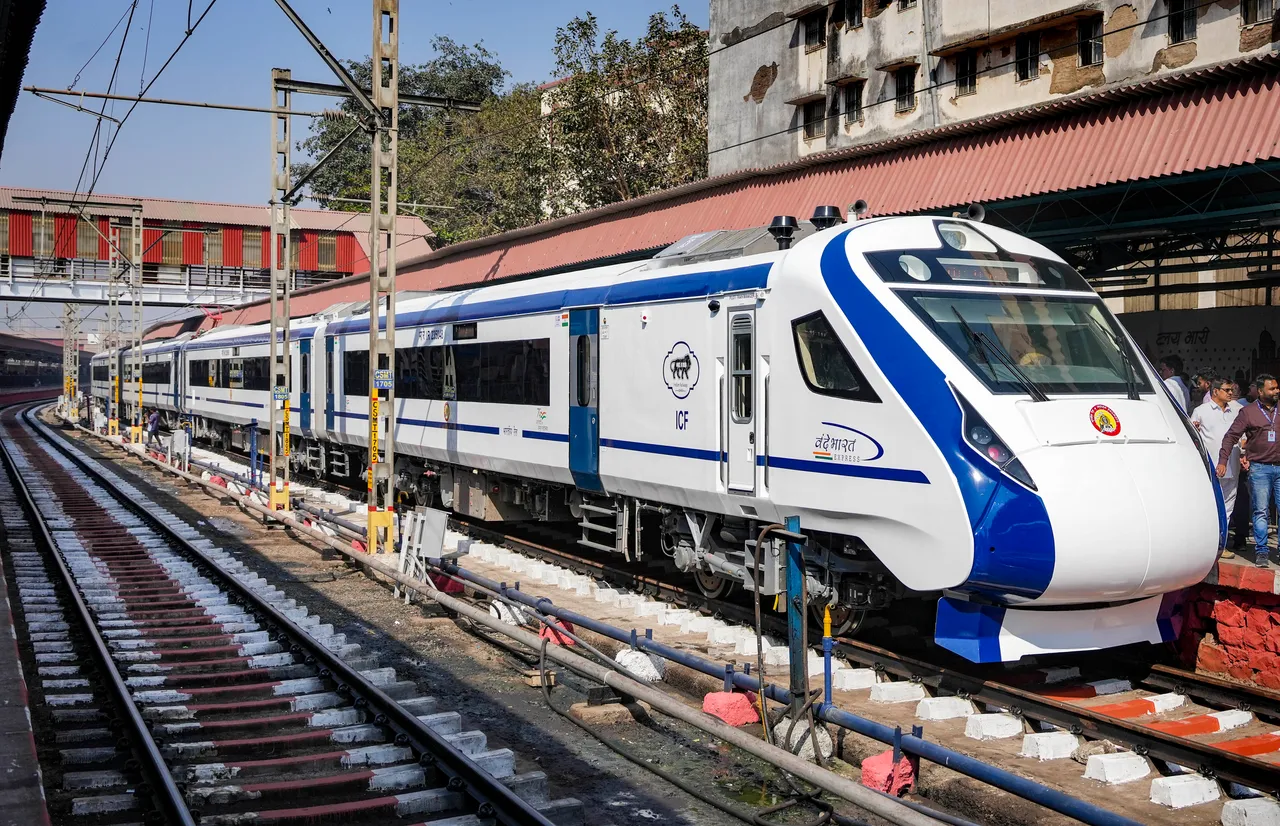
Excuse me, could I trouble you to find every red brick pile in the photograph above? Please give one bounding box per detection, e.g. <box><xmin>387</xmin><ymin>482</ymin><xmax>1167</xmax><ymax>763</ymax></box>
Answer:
<box><xmin>1182</xmin><ymin>581</ymin><xmax>1280</xmax><ymax>689</ymax></box>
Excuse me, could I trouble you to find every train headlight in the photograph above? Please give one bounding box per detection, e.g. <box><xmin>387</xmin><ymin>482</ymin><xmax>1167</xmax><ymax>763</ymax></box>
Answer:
<box><xmin>954</xmin><ymin>388</ymin><xmax>1037</xmax><ymax>491</ymax></box>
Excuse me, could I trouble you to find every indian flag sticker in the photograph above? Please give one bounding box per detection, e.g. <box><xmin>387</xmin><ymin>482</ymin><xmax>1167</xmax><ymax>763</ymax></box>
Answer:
<box><xmin>812</xmin><ymin>450</ymin><xmax>833</xmax><ymax>461</ymax></box>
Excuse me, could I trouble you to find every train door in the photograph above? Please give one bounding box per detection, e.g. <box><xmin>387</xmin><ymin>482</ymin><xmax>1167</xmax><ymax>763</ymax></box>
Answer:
<box><xmin>726</xmin><ymin>310</ymin><xmax>756</xmax><ymax>494</ymax></box>
<box><xmin>568</xmin><ymin>308</ymin><xmax>602</xmax><ymax>491</ymax></box>
<box><xmin>324</xmin><ymin>335</ymin><xmax>335</xmax><ymax>432</ymax></box>
<box><xmin>299</xmin><ymin>338</ymin><xmax>312</xmax><ymax>432</ymax></box>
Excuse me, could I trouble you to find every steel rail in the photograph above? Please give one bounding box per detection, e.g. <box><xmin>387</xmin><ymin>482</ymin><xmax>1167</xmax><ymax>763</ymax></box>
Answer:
<box><xmin>0</xmin><ymin>403</ymin><xmax>197</xmax><ymax>826</ymax></box>
<box><xmin>1143</xmin><ymin>663</ymin><xmax>1280</xmax><ymax>722</ymax></box>
<box><xmin>24</xmin><ymin>407</ymin><xmax>554</xmax><ymax>826</ymax></box>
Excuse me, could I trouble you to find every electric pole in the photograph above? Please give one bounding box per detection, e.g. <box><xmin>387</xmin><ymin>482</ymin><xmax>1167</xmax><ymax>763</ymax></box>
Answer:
<box><xmin>366</xmin><ymin>0</ymin><xmax>399</xmax><ymax>554</ymax></box>
<box><xmin>268</xmin><ymin>68</ymin><xmax>293</xmax><ymax>512</ymax></box>
<box><xmin>129</xmin><ymin>208</ymin><xmax>143</xmax><ymax>444</ymax></box>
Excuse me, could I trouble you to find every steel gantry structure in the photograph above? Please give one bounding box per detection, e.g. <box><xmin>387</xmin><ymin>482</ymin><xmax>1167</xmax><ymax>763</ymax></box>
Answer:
<box><xmin>268</xmin><ymin>0</ymin><xmax>477</xmax><ymax>553</ymax></box>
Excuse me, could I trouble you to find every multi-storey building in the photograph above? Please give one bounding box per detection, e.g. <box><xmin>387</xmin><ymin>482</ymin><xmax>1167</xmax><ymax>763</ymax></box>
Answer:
<box><xmin>710</xmin><ymin>0</ymin><xmax>1278</xmax><ymax>175</ymax></box>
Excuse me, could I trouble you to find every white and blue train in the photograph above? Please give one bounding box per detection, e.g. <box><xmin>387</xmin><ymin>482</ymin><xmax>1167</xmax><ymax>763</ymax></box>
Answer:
<box><xmin>91</xmin><ymin>212</ymin><xmax>1222</xmax><ymax>663</ymax></box>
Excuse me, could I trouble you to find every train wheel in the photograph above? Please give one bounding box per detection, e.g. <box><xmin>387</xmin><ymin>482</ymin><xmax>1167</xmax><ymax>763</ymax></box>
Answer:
<box><xmin>693</xmin><ymin>569</ymin><xmax>735</xmax><ymax>600</ymax></box>
<box><xmin>812</xmin><ymin>603</ymin><xmax>867</xmax><ymax>637</ymax></box>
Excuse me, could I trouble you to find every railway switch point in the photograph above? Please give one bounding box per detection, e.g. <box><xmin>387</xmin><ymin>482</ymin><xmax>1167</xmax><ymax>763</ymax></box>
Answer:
<box><xmin>1149</xmin><ymin>773</ymin><xmax>1221</xmax><ymax>809</ymax></box>
<box><xmin>1082</xmin><ymin>751</ymin><xmax>1152</xmax><ymax>785</ymax></box>
<box><xmin>860</xmin><ymin>748</ymin><xmax>917</xmax><ymax>797</ymax></box>
<box><xmin>702</xmin><ymin>692</ymin><xmax>759</xmax><ymax>726</ymax></box>
<box><xmin>868</xmin><ymin>681</ymin><xmax>928</xmax><ymax>704</ymax></box>
<box><xmin>964</xmin><ymin>712</ymin><xmax>1024</xmax><ymax>741</ymax></box>
<box><xmin>614</xmin><ymin>649</ymin><xmax>665</xmax><ymax>682</ymax></box>
<box><xmin>1222</xmin><ymin>797</ymin><xmax>1280</xmax><ymax>826</ymax></box>
<box><xmin>915</xmin><ymin>696</ymin><xmax>977</xmax><ymax>721</ymax></box>
<box><xmin>1019</xmin><ymin>731</ymin><xmax>1081</xmax><ymax>760</ymax></box>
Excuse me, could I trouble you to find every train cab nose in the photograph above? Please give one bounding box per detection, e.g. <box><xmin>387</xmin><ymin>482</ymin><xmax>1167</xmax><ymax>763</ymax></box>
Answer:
<box><xmin>1015</xmin><ymin>397</ymin><xmax>1220</xmax><ymax>605</ymax></box>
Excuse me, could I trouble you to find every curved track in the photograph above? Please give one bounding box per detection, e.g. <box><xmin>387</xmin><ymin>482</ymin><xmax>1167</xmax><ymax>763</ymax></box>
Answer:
<box><xmin>0</xmin><ymin>403</ymin><xmax>565</xmax><ymax>826</ymax></box>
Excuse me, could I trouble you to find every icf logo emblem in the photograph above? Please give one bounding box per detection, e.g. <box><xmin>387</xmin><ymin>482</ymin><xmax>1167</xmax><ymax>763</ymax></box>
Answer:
<box><xmin>1089</xmin><ymin>404</ymin><xmax>1121</xmax><ymax>436</ymax></box>
<box><xmin>662</xmin><ymin>342</ymin><xmax>700</xmax><ymax>399</ymax></box>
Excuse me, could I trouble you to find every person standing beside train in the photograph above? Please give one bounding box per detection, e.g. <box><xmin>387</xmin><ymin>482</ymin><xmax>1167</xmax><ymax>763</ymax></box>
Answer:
<box><xmin>1159</xmin><ymin>355</ymin><xmax>1190</xmax><ymax>412</ymax></box>
<box><xmin>1195</xmin><ymin>378</ymin><xmax>1243</xmax><ymax>558</ymax></box>
<box><xmin>1218</xmin><ymin>374</ymin><xmax>1280</xmax><ymax>568</ymax></box>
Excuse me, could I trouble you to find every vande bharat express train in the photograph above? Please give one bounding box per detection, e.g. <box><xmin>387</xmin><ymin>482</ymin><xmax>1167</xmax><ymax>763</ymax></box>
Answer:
<box><xmin>91</xmin><ymin>213</ymin><xmax>1222</xmax><ymax>663</ymax></box>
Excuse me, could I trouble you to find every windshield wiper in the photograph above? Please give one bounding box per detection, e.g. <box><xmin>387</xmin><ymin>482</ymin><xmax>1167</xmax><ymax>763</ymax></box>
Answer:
<box><xmin>1086</xmin><ymin>313</ymin><xmax>1141</xmax><ymax>401</ymax></box>
<box><xmin>951</xmin><ymin>306</ymin><xmax>1050</xmax><ymax>402</ymax></box>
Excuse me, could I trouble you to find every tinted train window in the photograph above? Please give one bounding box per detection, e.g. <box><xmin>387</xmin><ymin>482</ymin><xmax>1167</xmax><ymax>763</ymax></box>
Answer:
<box><xmin>92</xmin><ymin>365</ymin><xmax>109</xmax><ymax>382</ymax></box>
<box><xmin>730</xmin><ymin>317</ymin><xmax>753</xmax><ymax>422</ymax></box>
<box><xmin>791</xmin><ymin>312</ymin><xmax>880</xmax><ymax>402</ymax></box>
<box><xmin>344</xmin><ymin>349</ymin><xmax>370</xmax><ymax>397</ymax></box>
<box><xmin>141</xmin><ymin>361</ymin><xmax>170</xmax><ymax>384</ymax></box>
<box><xmin>392</xmin><ymin>339</ymin><xmax>550</xmax><ymax>406</ymax></box>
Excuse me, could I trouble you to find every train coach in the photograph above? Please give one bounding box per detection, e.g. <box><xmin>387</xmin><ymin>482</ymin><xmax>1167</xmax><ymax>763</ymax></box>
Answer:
<box><xmin>95</xmin><ymin>210</ymin><xmax>1222</xmax><ymax>663</ymax></box>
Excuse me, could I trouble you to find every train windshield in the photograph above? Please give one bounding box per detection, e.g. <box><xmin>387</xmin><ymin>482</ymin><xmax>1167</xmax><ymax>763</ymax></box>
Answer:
<box><xmin>900</xmin><ymin>291</ymin><xmax>1153</xmax><ymax>396</ymax></box>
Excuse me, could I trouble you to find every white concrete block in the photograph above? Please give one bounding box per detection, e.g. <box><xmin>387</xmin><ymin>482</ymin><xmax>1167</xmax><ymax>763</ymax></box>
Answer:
<box><xmin>1087</xmin><ymin>678</ymin><xmax>1131</xmax><ymax>696</ymax></box>
<box><xmin>1150</xmin><ymin>774</ymin><xmax>1220</xmax><ymax>809</ymax></box>
<box><xmin>832</xmin><ymin>668</ymin><xmax>878</xmax><ymax>691</ymax></box>
<box><xmin>1210</xmin><ymin>709</ymin><xmax>1254</xmax><ymax>731</ymax></box>
<box><xmin>708</xmin><ymin>625</ymin><xmax>749</xmax><ymax>646</ymax></box>
<box><xmin>594</xmin><ymin>588</ymin><xmax>621</xmax><ymax>605</ymax></box>
<box><xmin>1147</xmin><ymin>693</ymin><xmax>1185</xmax><ymax>714</ymax></box>
<box><xmin>634</xmin><ymin>600</ymin><xmax>667</xmax><ymax>620</ymax></box>
<box><xmin>1083</xmin><ymin>752</ymin><xmax>1150</xmax><ymax>785</ymax></box>
<box><xmin>681</xmin><ymin>615</ymin><xmax>720</xmax><ymax>634</ymax></box>
<box><xmin>965</xmin><ymin>713</ymin><xmax>1023</xmax><ymax>741</ymax></box>
<box><xmin>764</xmin><ymin>646</ymin><xmax>790</xmax><ymax>667</ymax></box>
<box><xmin>660</xmin><ymin>609</ymin><xmax>696</xmax><ymax>627</ymax></box>
<box><xmin>615</xmin><ymin>594</ymin><xmax>646</xmax><ymax>611</ymax></box>
<box><xmin>734</xmin><ymin>635</ymin><xmax>780</xmax><ymax>656</ymax></box>
<box><xmin>869</xmin><ymin>682</ymin><xmax>928</xmax><ymax>704</ymax></box>
<box><xmin>615</xmin><ymin>649</ymin><xmax>665</xmax><ymax>683</ymax></box>
<box><xmin>916</xmin><ymin>696</ymin><xmax>977</xmax><ymax>721</ymax></box>
<box><xmin>1222</xmin><ymin>798</ymin><xmax>1280</xmax><ymax>826</ymax></box>
<box><xmin>537</xmin><ymin>566</ymin><xmax>562</xmax><ymax>585</ymax></box>
<box><xmin>1019</xmin><ymin>731</ymin><xmax>1080</xmax><ymax>761</ymax></box>
<box><xmin>1038</xmin><ymin>666</ymin><xmax>1080</xmax><ymax>684</ymax></box>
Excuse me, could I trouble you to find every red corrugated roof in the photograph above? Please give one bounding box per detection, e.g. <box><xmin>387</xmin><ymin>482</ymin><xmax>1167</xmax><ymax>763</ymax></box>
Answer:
<box><xmin>188</xmin><ymin>61</ymin><xmax>1280</xmax><ymax>335</ymax></box>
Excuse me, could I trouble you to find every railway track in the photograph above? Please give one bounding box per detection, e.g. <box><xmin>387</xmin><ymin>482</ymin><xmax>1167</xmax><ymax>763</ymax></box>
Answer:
<box><xmin>0</xmin><ymin>402</ymin><xmax>579</xmax><ymax>826</ymax></box>
<box><xmin>456</xmin><ymin>521</ymin><xmax>1280</xmax><ymax>798</ymax></box>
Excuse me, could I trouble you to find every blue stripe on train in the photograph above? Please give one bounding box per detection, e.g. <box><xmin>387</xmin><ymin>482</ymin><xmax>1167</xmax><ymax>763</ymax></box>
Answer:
<box><xmin>819</xmin><ymin>228</ymin><xmax>1055</xmax><ymax>603</ymax></box>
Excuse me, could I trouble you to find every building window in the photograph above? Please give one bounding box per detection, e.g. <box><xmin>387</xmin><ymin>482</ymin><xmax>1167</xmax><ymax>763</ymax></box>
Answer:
<box><xmin>161</xmin><ymin>226</ymin><xmax>182</xmax><ymax>265</ymax></box>
<box><xmin>846</xmin><ymin>0</ymin><xmax>863</xmax><ymax>28</ymax></box>
<box><xmin>0</xmin><ymin>214</ymin><xmax>8</xmax><ymax>255</ymax></box>
<box><xmin>803</xmin><ymin>11</ymin><xmax>826</xmax><ymax>50</ymax></box>
<box><xmin>1168</xmin><ymin>0</ymin><xmax>1196</xmax><ymax>42</ymax></box>
<box><xmin>1015</xmin><ymin>32</ymin><xmax>1040</xmax><ymax>81</ymax></box>
<box><xmin>802</xmin><ymin>99</ymin><xmax>825</xmax><ymax>138</ymax></box>
<box><xmin>206</xmin><ymin>228</ymin><xmax>223</xmax><ymax>267</ymax></box>
<box><xmin>955</xmin><ymin>51</ymin><xmax>977</xmax><ymax>96</ymax></box>
<box><xmin>1078</xmin><ymin>18</ymin><xmax>1103</xmax><ymax>66</ymax></box>
<box><xmin>76</xmin><ymin>218</ymin><xmax>98</xmax><ymax>259</ymax></box>
<box><xmin>1242</xmin><ymin>0</ymin><xmax>1275</xmax><ymax>24</ymax></box>
<box><xmin>894</xmin><ymin>67</ymin><xmax>916</xmax><ymax>112</ymax></box>
<box><xmin>898</xmin><ymin>0</ymin><xmax>916</xmax><ymax>8</ymax></box>
<box><xmin>243</xmin><ymin>230</ymin><xmax>263</xmax><ymax>268</ymax></box>
<box><xmin>844</xmin><ymin>81</ymin><xmax>864</xmax><ymax>124</ymax></box>
<box><xmin>32</xmin><ymin>215</ymin><xmax>53</xmax><ymax>258</ymax></box>
<box><xmin>318</xmin><ymin>234</ymin><xmax>336</xmax><ymax>271</ymax></box>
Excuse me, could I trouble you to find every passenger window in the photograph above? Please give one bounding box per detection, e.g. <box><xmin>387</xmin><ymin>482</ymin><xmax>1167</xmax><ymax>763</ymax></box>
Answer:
<box><xmin>731</xmin><ymin>316</ymin><xmax>752</xmax><ymax>422</ymax></box>
<box><xmin>791</xmin><ymin>312</ymin><xmax>880</xmax><ymax>402</ymax></box>
<box><xmin>301</xmin><ymin>352</ymin><xmax>310</xmax><ymax>394</ymax></box>
<box><xmin>576</xmin><ymin>335</ymin><xmax>592</xmax><ymax>407</ymax></box>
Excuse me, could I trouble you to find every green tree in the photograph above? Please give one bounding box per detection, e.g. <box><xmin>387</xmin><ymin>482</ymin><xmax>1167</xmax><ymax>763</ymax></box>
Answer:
<box><xmin>294</xmin><ymin>36</ymin><xmax>547</xmax><ymax>245</ymax></box>
<box><xmin>544</xmin><ymin>6</ymin><xmax>707</xmax><ymax>216</ymax></box>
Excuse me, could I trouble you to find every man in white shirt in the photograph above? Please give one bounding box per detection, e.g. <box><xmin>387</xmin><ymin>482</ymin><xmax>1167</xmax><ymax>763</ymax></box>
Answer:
<box><xmin>1193</xmin><ymin>377</ymin><xmax>1243</xmax><ymax>554</ymax></box>
<box><xmin>1159</xmin><ymin>355</ymin><xmax>1190</xmax><ymax>412</ymax></box>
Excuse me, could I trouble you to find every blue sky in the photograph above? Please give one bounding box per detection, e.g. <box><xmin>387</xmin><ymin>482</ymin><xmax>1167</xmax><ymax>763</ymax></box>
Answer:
<box><xmin>0</xmin><ymin>0</ymin><xmax>706</xmax><ymax>334</ymax></box>
<box><xmin>1</xmin><ymin>0</ymin><xmax>707</xmax><ymax>203</ymax></box>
